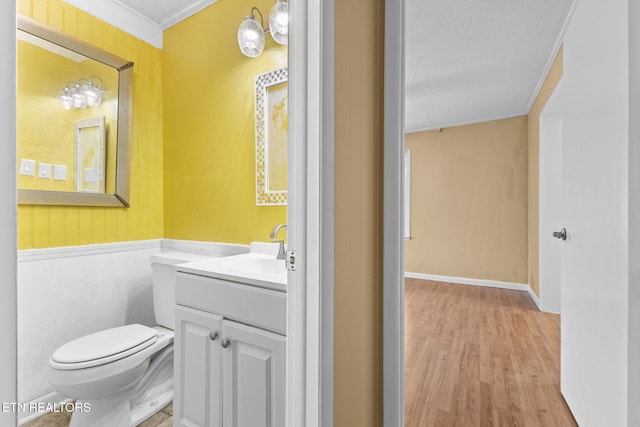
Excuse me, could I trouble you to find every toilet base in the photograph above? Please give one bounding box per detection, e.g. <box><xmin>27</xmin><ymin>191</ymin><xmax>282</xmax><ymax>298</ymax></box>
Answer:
<box><xmin>68</xmin><ymin>387</ymin><xmax>173</xmax><ymax>427</ymax></box>
<box><xmin>131</xmin><ymin>385</ymin><xmax>173</xmax><ymax>426</ymax></box>
<box><xmin>66</xmin><ymin>341</ymin><xmax>174</xmax><ymax>426</ymax></box>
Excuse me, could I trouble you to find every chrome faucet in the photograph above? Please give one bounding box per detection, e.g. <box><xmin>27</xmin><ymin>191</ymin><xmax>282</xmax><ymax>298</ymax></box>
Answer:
<box><xmin>269</xmin><ymin>224</ymin><xmax>287</xmax><ymax>260</ymax></box>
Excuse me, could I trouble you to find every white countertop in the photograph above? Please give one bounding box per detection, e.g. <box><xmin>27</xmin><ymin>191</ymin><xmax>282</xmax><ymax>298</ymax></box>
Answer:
<box><xmin>176</xmin><ymin>252</ymin><xmax>287</xmax><ymax>292</ymax></box>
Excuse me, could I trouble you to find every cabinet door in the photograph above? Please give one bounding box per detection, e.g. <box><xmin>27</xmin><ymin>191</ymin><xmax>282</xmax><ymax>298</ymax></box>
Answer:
<box><xmin>221</xmin><ymin>320</ymin><xmax>286</xmax><ymax>427</ymax></box>
<box><xmin>174</xmin><ymin>305</ymin><xmax>223</xmax><ymax>427</ymax></box>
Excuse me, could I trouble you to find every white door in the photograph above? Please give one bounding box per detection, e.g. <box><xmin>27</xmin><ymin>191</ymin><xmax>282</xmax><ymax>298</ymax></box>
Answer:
<box><xmin>560</xmin><ymin>0</ymin><xmax>630</xmax><ymax>424</ymax></box>
<box><xmin>174</xmin><ymin>306</ymin><xmax>223</xmax><ymax>427</ymax></box>
<box><xmin>539</xmin><ymin>82</ymin><xmax>564</xmax><ymax>314</ymax></box>
<box><xmin>222</xmin><ymin>320</ymin><xmax>286</xmax><ymax>427</ymax></box>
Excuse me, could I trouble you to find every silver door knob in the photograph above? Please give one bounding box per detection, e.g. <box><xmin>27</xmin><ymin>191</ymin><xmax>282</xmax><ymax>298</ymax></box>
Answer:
<box><xmin>209</xmin><ymin>331</ymin><xmax>218</xmax><ymax>341</ymax></box>
<box><xmin>553</xmin><ymin>228</ymin><xmax>567</xmax><ymax>240</ymax></box>
<box><xmin>221</xmin><ymin>339</ymin><xmax>230</xmax><ymax>349</ymax></box>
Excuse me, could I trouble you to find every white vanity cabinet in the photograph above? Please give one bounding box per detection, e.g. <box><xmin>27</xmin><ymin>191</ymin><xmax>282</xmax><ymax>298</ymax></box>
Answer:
<box><xmin>173</xmin><ymin>271</ymin><xmax>286</xmax><ymax>427</ymax></box>
<box><xmin>174</xmin><ymin>305</ymin><xmax>223</xmax><ymax>427</ymax></box>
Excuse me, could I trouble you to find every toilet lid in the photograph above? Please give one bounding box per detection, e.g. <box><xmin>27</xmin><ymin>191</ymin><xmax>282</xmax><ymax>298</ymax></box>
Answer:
<box><xmin>51</xmin><ymin>324</ymin><xmax>158</xmax><ymax>369</ymax></box>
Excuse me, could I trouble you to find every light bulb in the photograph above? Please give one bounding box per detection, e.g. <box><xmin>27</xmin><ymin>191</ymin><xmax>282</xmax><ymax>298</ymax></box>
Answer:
<box><xmin>238</xmin><ymin>15</ymin><xmax>265</xmax><ymax>57</ymax></box>
<box><xmin>82</xmin><ymin>80</ymin><xmax>102</xmax><ymax>107</ymax></box>
<box><xmin>57</xmin><ymin>87</ymin><xmax>74</xmax><ymax>110</ymax></box>
<box><xmin>71</xmin><ymin>83</ymin><xmax>87</xmax><ymax>109</ymax></box>
<box><xmin>268</xmin><ymin>0</ymin><xmax>288</xmax><ymax>45</ymax></box>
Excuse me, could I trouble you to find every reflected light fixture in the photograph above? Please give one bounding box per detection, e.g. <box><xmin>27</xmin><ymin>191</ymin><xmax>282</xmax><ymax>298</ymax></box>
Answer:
<box><xmin>238</xmin><ymin>0</ymin><xmax>288</xmax><ymax>58</ymax></box>
<box><xmin>57</xmin><ymin>75</ymin><xmax>104</xmax><ymax>110</ymax></box>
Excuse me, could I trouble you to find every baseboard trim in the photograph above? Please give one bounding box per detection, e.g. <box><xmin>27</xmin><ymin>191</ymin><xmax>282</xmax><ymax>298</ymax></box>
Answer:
<box><xmin>405</xmin><ymin>272</ymin><xmax>542</xmax><ymax>310</ymax></box>
<box><xmin>527</xmin><ymin>286</ymin><xmax>542</xmax><ymax>310</ymax></box>
<box><xmin>404</xmin><ymin>271</ymin><xmax>543</xmax><ymax>311</ymax></box>
<box><xmin>405</xmin><ymin>272</ymin><xmax>528</xmax><ymax>291</ymax></box>
<box><xmin>18</xmin><ymin>239</ymin><xmax>162</xmax><ymax>262</ymax></box>
<box><xmin>17</xmin><ymin>391</ymin><xmax>71</xmax><ymax>425</ymax></box>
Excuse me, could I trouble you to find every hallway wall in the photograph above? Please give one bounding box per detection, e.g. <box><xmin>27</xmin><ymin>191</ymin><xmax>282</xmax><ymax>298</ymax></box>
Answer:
<box><xmin>405</xmin><ymin>116</ymin><xmax>529</xmax><ymax>284</ymax></box>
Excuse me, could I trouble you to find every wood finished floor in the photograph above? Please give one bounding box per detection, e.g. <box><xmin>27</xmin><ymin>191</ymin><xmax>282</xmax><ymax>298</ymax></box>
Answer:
<box><xmin>21</xmin><ymin>401</ymin><xmax>172</xmax><ymax>427</ymax></box>
<box><xmin>405</xmin><ymin>279</ymin><xmax>577</xmax><ymax>427</ymax></box>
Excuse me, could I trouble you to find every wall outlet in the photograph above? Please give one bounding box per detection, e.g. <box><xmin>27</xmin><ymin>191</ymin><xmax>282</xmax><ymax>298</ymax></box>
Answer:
<box><xmin>38</xmin><ymin>163</ymin><xmax>51</xmax><ymax>179</ymax></box>
<box><xmin>19</xmin><ymin>159</ymin><xmax>35</xmax><ymax>176</ymax></box>
<box><xmin>53</xmin><ymin>164</ymin><xmax>67</xmax><ymax>181</ymax></box>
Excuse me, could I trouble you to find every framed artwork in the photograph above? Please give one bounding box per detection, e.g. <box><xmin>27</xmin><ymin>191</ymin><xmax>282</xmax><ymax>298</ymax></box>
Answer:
<box><xmin>255</xmin><ymin>67</ymin><xmax>288</xmax><ymax>206</ymax></box>
<box><xmin>75</xmin><ymin>116</ymin><xmax>105</xmax><ymax>193</ymax></box>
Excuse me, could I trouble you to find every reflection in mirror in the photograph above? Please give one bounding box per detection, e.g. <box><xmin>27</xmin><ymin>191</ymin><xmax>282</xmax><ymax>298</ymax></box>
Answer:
<box><xmin>75</xmin><ymin>117</ymin><xmax>106</xmax><ymax>193</ymax></box>
<box><xmin>17</xmin><ymin>34</ymin><xmax>115</xmax><ymax>194</ymax></box>
<box><xmin>16</xmin><ymin>15</ymin><xmax>133</xmax><ymax>207</ymax></box>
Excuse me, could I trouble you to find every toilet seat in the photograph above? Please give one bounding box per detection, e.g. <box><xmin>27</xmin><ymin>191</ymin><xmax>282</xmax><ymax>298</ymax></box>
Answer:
<box><xmin>50</xmin><ymin>324</ymin><xmax>158</xmax><ymax>370</ymax></box>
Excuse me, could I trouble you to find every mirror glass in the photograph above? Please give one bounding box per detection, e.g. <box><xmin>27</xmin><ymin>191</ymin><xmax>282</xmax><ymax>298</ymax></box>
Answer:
<box><xmin>16</xmin><ymin>16</ymin><xmax>133</xmax><ymax>207</ymax></box>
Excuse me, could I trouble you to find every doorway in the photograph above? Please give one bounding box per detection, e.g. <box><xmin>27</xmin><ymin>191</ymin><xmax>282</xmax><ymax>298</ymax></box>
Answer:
<box><xmin>384</xmin><ymin>1</ymin><xmax>576</xmax><ymax>425</ymax></box>
<box><xmin>3</xmin><ymin>1</ymin><xmax>330</xmax><ymax>426</ymax></box>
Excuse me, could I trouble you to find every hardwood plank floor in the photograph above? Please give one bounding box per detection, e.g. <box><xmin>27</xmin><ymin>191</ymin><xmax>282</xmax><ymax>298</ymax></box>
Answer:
<box><xmin>405</xmin><ymin>279</ymin><xmax>577</xmax><ymax>427</ymax></box>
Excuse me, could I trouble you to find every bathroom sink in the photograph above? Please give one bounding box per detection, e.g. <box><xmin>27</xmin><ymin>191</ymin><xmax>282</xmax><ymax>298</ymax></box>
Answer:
<box><xmin>175</xmin><ymin>243</ymin><xmax>287</xmax><ymax>292</ymax></box>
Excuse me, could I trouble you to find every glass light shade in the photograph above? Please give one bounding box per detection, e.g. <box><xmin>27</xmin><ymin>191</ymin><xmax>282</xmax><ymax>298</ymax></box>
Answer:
<box><xmin>238</xmin><ymin>16</ymin><xmax>265</xmax><ymax>58</ymax></box>
<box><xmin>82</xmin><ymin>81</ymin><xmax>102</xmax><ymax>107</ymax></box>
<box><xmin>57</xmin><ymin>87</ymin><xmax>74</xmax><ymax>110</ymax></box>
<box><xmin>268</xmin><ymin>0</ymin><xmax>288</xmax><ymax>45</ymax></box>
<box><xmin>71</xmin><ymin>84</ymin><xmax>87</xmax><ymax>109</ymax></box>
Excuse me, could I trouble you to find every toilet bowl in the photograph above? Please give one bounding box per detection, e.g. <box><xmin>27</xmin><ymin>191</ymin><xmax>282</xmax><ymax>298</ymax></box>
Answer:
<box><xmin>47</xmin><ymin>251</ymin><xmax>212</xmax><ymax>427</ymax></box>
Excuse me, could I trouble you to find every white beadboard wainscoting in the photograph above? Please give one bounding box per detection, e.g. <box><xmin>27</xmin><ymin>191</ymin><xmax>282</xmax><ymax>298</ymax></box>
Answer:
<box><xmin>17</xmin><ymin>239</ymin><xmax>248</xmax><ymax>425</ymax></box>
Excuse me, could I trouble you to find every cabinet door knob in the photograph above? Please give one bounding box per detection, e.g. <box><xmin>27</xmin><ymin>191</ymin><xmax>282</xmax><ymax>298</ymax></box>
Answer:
<box><xmin>209</xmin><ymin>331</ymin><xmax>218</xmax><ymax>341</ymax></box>
<box><xmin>221</xmin><ymin>339</ymin><xmax>231</xmax><ymax>349</ymax></box>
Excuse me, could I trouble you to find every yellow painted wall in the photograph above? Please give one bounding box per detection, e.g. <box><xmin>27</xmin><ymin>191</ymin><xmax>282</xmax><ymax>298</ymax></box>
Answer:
<box><xmin>17</xmin><ymin>0</ymin><xmax>164</xmax><ymax>249</ymax></box>
<box><xmin>162</xmin><ymin>0</ymin><xmax>287</xmax><ymax>245</ymax></box>
<box><xmin>17</xmin><ymin>40</ymin><xmax>118</xmax><ymax>193</ymax></box>
<box><xmin>405</xmin><ymin>117</ymin><xmax>529</xmax><ymax>283</ymax></box>
<box><xmin>334</xmin><ymin>0</ymin><xmax>384</xmax><ymax>424</ymax></box>
<box><xmin>528</xmin><ymin>47</ymin><xmax>563</xmax><ymax>296</ymax></box>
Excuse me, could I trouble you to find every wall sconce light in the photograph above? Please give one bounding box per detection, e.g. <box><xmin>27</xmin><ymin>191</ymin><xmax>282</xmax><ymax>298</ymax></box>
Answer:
<box><xmin>237</xmin><ymin>0</ymin><xmax>288</xmax><ymax>58</ymax></box>
<box><xmin>57</xmin><ymin>75</ymin><xmax>104</xmax><ymax>110</ymax></box>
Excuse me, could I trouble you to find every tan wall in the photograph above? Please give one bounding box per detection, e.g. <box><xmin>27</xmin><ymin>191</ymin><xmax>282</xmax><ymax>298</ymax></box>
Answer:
<box><xmin>334</xmin><ymin>0</ymin><xmax>384</xmax><ymax>424</ymax></box>
<box><xmin>528</xmin><ymin>48</ymin><xmax>563</xmax><ymax>296</ymax></box>
<box><xmin>405</xmin><ymin>117</ymin><xmax>529</xmax><ymax>283</ymax></box>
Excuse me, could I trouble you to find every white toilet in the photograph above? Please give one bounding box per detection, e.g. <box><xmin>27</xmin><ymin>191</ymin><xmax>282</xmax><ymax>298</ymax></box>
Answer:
<box><xmin>47</xmin><ymin>251</ymin><xmax>212</xmax><ymax>427</ymax></box>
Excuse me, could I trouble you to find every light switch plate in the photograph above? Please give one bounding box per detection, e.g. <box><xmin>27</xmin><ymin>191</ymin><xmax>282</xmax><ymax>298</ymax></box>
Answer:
<box><xmin>19</xmin><ymin>159</ymin><xmax>35</xmax><ymax>176</ymax></box>
<box><xmin>84</xmin><ymin>168</ymin><xmax>98</xmax><ymax>183</ymax></box>
<box><xmin>38</xmin><ymin>163</ymin><xmax>51</xmax><ymax>179</ymax></box>
<box><xmin>53</xmin><ymin>164</ymin><xmax>67</xmax><ymax>181</ymax></box>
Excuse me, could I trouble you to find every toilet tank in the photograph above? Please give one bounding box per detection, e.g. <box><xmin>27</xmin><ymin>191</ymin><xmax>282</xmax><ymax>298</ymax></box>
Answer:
<box><xmin>151</xmin><ymin>252</ymin><xmax>214</xmax><ymax>330</ymax></box>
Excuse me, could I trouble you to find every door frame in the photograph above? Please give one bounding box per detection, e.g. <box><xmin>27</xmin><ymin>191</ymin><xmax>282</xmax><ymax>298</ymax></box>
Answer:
<box><xmin>0</xmin><ymin>2</ymin><xmax>17</xmax><ymax>427</ymax></box>
<box><xmin>288</xmin><ymin>0</ymin><xmax>334</xmax><ymax>425</ymax></box>
<box><xmin>383</xmin><ymin>0</ymin><xmax>406</xmax><ymax>425</ymax></box>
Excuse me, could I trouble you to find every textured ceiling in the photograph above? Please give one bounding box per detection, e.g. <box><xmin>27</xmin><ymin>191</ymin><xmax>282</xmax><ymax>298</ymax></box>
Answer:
<box><xmin>63</xmin><ymin>0</ymin><xmax>218</xmax><ymax>47</ymax></box>
<box><xmin>405</xmin><ymin>0</ymin><xmax>574</xmax><ymax>132</ymax></box>
<box><xmin>110</xmin><ymin>0</ymin><xmax>216</xmax><ymax>29</ymax></box>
